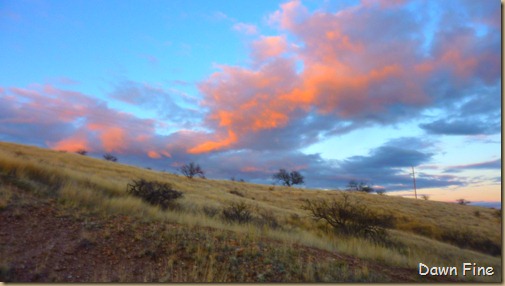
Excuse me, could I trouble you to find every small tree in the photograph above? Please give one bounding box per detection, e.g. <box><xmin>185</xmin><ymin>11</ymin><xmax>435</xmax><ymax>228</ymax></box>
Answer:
<box><xmin>179</xmin><ymin>162</ymin><xmax>205</xmax><ymax>179</ymax></box>
<box><xmin>103</xmin><ymin>153</ymin><xmax>117</xmax><ymax>162</ymax></box>
<box><xmin>272</xmin><ymin>169</ymin><xmax>304</xmax><ymax>187</ymax></box>
<box><xmin>421</xmin><ymin>194</ymin><xmax>430</xmax><ymax>200</ymax></box>
<box><xmin>76</xmin><ymin>149</ymin><xmax>87</xmax><ymax>156</ymax></box>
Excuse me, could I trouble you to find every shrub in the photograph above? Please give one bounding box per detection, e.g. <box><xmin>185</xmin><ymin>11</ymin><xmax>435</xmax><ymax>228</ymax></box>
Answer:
<box><xmin>421</xmin><ymin>194</ymin><xmax>430</xmax><ymax>200</ymax></box>
<box><xmin>456</xmin><ymin>198</ymin><xmax>470</xmax><ymax>205</ymax></box>
<box><xmin>126</xmin><ymin>179</ymin><xmax>182</xmax><ymax>210</ymax></box>
<box><xmin>222</xmin><ymin>201</ymin><xmax>253</xmax><ymax>224</ymax></box>
<box><xmin>255</xmin><ymin>209</ymin><xmax>280</xmax><ymax>229</ymax></box>
<box><xmin>76</xmin><ymin>149</ymin><xmax>87</xmax><ymax>155</ymax></box>
<box><xmin>440</xmin><ymin>228</ymin><xmax>501</xmax><ymax>256</ymax></box>
<box><xmin>179</xmin><ymin>162</ymin><xmax>205</xmax><ymax>179</ymax></box>
<box><xmin>302</xmin><ymin>194</ymin><xmax>394</xmax><ymax>243</ymax></box>
<box><xmin>203</xmin><ymin>206</ymin><xmax>220</xmax><ymax>218</ymax></box>
<box><xmin>103</xmin><ymin>153</ymin><xmax>117</xmax><ymax>162</ymax></box>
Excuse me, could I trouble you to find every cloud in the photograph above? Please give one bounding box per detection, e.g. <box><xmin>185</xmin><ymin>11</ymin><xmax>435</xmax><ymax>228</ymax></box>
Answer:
<box><xmin>189</xmin><ymin>0</ymin><xmax>499</xmax><ymax>155</ymax></box>
<box><xmin>0</xmin><ymin>84</ymin><xmax>173</xmax><ymax>158</ymax></box>
<box><xmin>232</xmin><ymin>22</ymin><xmax>258</xmax><ymax>35</ymax></box>
<box><xmin>420</xmin><ymin>118</ymin><xmax>500</xmax><ymax>135</ymax></box>
<box><xmin>251</xmin><ymin>35</ymin><xmax>288</xmax><ymax>62</ymax></box>
<box><xmin>444</xmin><ymin>159</ymin><xmax>501</xmax><ymax>173</ymax></box>
<box><xmin>0</xmin><ymin>1</ymin><xmax>499</xmax><ymax>195</ymax></box>
<box><xmin>109</xmin><ymin>80</ymin><xmax>201</xmax><ymax>128</ymax></box>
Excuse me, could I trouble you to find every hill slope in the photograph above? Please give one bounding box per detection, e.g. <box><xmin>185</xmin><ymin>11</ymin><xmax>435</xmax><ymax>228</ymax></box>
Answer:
<box><xmin>0</xmin><ymin>142</ymin><xmax>501</xmax><ymax>282</ymax></box>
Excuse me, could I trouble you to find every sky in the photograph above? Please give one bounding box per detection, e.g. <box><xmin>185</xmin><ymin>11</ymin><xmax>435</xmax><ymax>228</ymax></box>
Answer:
<box><xmin>0</xmin><ymin>0</ymin><xmax>501</xmax><ymax>206</ymax></box>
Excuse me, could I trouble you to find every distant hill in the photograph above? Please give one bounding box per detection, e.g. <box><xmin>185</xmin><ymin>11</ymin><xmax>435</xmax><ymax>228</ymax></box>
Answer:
<box><xmin>0</xmin><ymin>141</ymin><xmax>501</xmax><ymax>282</ymax></box>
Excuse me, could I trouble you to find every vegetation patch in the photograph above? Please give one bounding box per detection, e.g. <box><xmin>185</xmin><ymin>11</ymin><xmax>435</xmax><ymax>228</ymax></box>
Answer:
<box><xmin>222</xmin><ymin>201</ymin><xmax>253</xmax><ymax>224</ymax></box>
<box><xmin>302</xmin><ymin>194</ymin><xmax>395</xmax><ymax>244</ymax></box>
<box><xmin>126</xmin><ymin>179</ymin><xmax>182</xmax><ymax>210</ymax></box>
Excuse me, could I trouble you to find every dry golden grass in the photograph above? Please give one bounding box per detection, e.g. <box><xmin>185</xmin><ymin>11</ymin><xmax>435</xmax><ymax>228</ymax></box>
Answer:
<box><xmin>0</xmin><ymin>141</ymin><xmax>501</xmax><ymax>282</ymax></box>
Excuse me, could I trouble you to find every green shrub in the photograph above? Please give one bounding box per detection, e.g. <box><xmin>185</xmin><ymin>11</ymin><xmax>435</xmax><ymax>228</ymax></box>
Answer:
<box><xmin>126</xmin><ymin>179</ymin><xmax>182</xmax><ymax>210</ymax></box>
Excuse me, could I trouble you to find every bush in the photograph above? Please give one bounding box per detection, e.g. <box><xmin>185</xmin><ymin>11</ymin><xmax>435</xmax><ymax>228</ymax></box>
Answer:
<box><xmin>76</xmin><ymin>149</ymin><xmax>87</xmax><ymax>155</ymax></box>
<box><xmin>126</xmin><ymin>179</ymin><xmax>182</xmax><ymax>210</ymax></box>
<box><xmin>254</xmin><ymin>209</ymin><xmax>280</xmax><ymax>229</ymax></box>
<box><xmin>222</xmin><ymin>201</ymin><xmax>253</xmax><ymax>224</ymax></box>
<box><xmin>440</xmin><ymin>228</ymin><xmax>501</xmax><ymax>256</ymax></box>
<box><xmin>103</xmin><ymin>153</ymin><xmax>117</xmax><ymax>162</ymax></box>
<box><xmin>456</xmin><ymin>198</ymin><xmax>470</xmax><ymax>205</ymax></box>
<box><xmin>302</xmin><ymin>194</ymin><xmax>394</xmax><ymax>243</ymax></box>
<box><xmin>203</xmin><ymin>206</ymin><xmax>220</xmax><ymax>218</ymax></box>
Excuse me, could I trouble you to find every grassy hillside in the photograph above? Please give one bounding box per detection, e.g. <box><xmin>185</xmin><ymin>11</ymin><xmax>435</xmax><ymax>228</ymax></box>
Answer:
<box><xmin>0</xmin><ymin>141</ymin><xmax>501</xmax><ymax>282</ymax></box>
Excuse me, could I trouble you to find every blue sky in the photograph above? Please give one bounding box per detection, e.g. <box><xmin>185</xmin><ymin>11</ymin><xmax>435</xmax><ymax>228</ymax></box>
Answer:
<box><xmin>0</xmin><ymin>0</ymin><xmax>501</xmax><ymax>205</ymax></box>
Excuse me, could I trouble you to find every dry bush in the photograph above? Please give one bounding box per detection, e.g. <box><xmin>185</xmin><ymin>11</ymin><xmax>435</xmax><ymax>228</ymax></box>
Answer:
<box><xmin>222</xmin><ymin>201</ymin><xmax>253</xmax><ymax>224</ymax></box>
<box><xmin>254</xmin><ymin>209</ymin><xmax>281</xmax><ymax>229</ymax></box>
<box><xmin>126</xmin><ymin>179</ymin><xmax>182</xmax><ymax>210</ymax></box>
<box><xmin>440</xmin><ymin>228</ymin><xmax>501</xmax><ymax>256</ymax></box>
<box><xmin>103</xmin><ymin>153</ymin><xmax>117</xmax><ymax>162</ymax></box>
<box><xmin>302</xmin><ymin>194</ymin><xmax>394</xmax><ymax>244</ymax></box>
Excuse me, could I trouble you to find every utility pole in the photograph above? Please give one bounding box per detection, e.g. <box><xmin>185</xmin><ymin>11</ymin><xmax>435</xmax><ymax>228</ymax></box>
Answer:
<box><xmin>410</xmin><ymin>166</ymin><xmax>417</xmax><ymax>199</ymax></box>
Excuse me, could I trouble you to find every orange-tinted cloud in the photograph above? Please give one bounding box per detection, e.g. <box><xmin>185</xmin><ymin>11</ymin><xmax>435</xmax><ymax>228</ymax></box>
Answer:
<box><xmin>251</xmin><ymin>36</ymin><xmax>288</xmax><ymax>61</ymax></box>
<box><xmin>190</xmin><ymin>0</ymin><xmax>498</xmax><ymax>156</ymax></box>
<box><xmin>147</xmin><ymin>150</ymin><xmax>161</xmax><ymax>159</ymax></box>
<box><xmin>50</xmin><ymin>135</ymin><xmax>89</xmax><ymax>152</ymax></box>
<box><xmin>188</xmin><ymin>130</ymin><xmax>237</xmax><ymax>154</ymax></box>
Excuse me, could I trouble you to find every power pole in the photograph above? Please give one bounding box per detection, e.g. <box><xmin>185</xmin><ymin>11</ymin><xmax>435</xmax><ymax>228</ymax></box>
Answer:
<box><xmin>410</xmin><ymin>166</ymin><xmax>417</xmax><ymax>199</ymax></box>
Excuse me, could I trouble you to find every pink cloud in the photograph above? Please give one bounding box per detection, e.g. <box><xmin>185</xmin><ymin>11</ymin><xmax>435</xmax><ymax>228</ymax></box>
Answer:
<box><xmin>188</xmin><ymin>0</ymin><xmax>498</xmax><ymax>155</ymax></box>
<box><xmin>232</xmin><ymin>22</ymin><xmax>258</xmax><ymax>35</ymax></box>
<box><xmin>2</xmin><ymin>84</ymin><xmax>173</xmax><ymax>157</ymax></box>
<box><xmin>251</xmin><ymin>35</ymin><xmax>288</xmax><ymax>62</ymax></box>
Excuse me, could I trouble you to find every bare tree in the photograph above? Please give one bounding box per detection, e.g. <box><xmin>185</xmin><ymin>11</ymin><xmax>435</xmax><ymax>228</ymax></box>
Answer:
<box><xmin>272</xmin><ymin>169</ymin><xmax>304</xmax><ymax>187</ymax></box>
<box><xmin>179</xmin><ymin>162</ymin><xmax>205</xmax><ymax>179</ymax></box>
